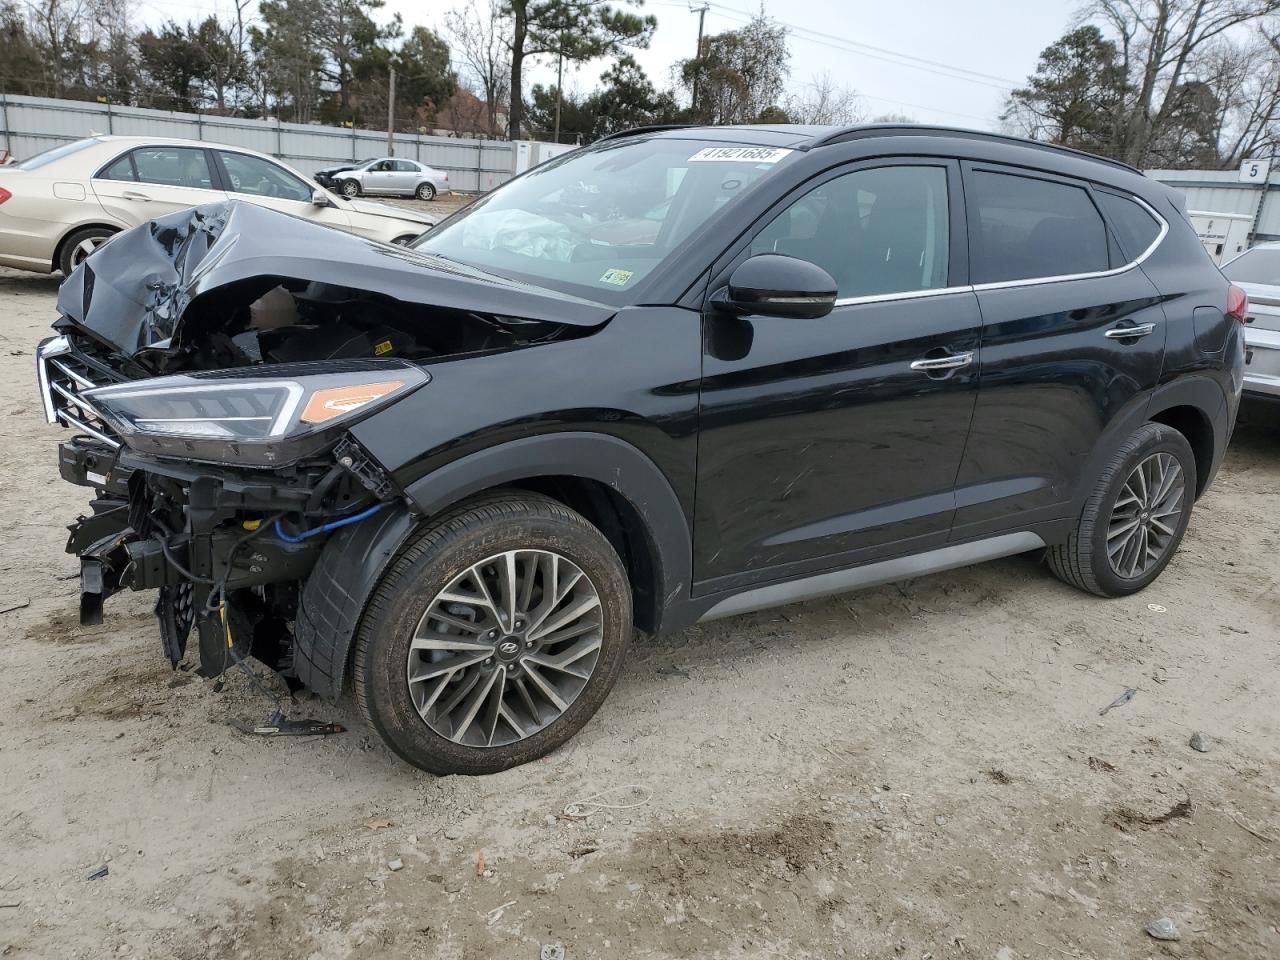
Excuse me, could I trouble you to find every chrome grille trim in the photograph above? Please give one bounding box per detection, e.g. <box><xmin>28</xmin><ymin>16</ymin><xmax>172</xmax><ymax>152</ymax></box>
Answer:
<box><xmin>37</xmin><ymin>333</ymin><xmax>123</xmax><ymax>444</ymax></box>
<box><xmin>56</xmin><ymin>409</ymin><xmax>121</xmax><ymax>448</ymax></box>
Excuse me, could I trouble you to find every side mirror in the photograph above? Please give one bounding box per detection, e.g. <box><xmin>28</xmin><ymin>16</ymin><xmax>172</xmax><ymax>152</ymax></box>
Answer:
<box><xmin>718</xmin><ymin>254</ymin><xmax>837</xmax><ymax>319</ymax></box>
<box><xmin>311</xmin><ymin>189</ymin><xmax>330</xmax><ymax>206</ymax></box>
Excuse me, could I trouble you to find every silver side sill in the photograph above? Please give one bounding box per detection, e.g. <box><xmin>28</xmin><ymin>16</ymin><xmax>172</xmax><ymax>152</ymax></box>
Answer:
<box><xmin>698</xmin><ymin>531</ymin><xmax>1046</xmax><ymax>622</ymax></box>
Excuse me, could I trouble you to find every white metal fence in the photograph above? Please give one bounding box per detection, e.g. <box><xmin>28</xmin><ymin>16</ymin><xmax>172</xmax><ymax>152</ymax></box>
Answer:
<box><xmin>1148</xmin><ymin>166</ymin><xmax>1280</xmax><ymax>245</ymax></box>
<box><xmin>0</xmin><ymin>93</ymin><xmax>515</xmax><ymax>193</ymax></box>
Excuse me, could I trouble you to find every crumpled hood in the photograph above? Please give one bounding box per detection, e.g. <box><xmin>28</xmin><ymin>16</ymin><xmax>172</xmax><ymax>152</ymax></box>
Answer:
<box><xmin>56</xmin><ymin>201</ymin><xmax>614</xmax><ymax>357</ymax></box>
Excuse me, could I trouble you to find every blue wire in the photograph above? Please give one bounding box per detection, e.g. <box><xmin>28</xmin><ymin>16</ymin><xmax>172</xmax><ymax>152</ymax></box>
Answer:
<box><xmin>273</xmin><ymin>503</ymin><xmax>385</xmax><ymax>544</ymax></box>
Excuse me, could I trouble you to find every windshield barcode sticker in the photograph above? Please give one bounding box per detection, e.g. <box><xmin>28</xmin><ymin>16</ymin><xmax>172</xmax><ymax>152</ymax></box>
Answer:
<box><xmin>688</xmin><ymin>147</ymin><xmax>793</xmax><ymax>164</ymax></box>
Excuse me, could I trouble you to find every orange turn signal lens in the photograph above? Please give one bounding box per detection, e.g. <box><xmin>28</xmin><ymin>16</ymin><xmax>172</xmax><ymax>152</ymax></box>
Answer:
<box><xmin>300</xmin><ymin>380</ymin><xmax>403</xmax><ymax>424</ymax></box>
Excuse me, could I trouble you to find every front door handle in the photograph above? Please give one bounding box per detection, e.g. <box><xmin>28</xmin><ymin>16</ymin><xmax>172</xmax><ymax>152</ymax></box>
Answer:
<box><xmin>122</xmin><ymin>191</ymin><xmax>152</xmax><ymax>202</ymax></box>
<box><xmin>910</xmin><ymin>352</ymin><xmax>973</xmax><ymax>372</ymax></box>
<box><xmin>1104</xmin><ymin>322</ymin><xmax>1156</xmax><ymax>339</ymax></box>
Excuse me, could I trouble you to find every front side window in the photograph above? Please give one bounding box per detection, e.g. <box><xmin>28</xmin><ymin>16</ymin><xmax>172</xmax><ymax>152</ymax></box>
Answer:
<box><xmin>751</xmin><ymin>165</ymin><xmax>950</xmax><ymax>299</ymax></box>
<box><xmin>131</xmin><ymin>147</ymin><xmax>214</xmax><ymax>190</ymax></box>
<box><xmin>970</xmin><ymin>170</ymin><xmax>1109</xmax><ymax>284</ymax></box>
<box><xmin>219</xmin><ymin>152</ymin><xmax>312</xmax><ymax>202</ymax></box>
<box><xmin>413</xmin><ymin>138</ymin><xmax>799</xmax><ymax>301</ymax></box>
<box><xmin>1223</xmin><ymin>247</ymin><xmax>1280</xmax><ymax>285</ymax></box>
<box><xmin>370</xmin><ymin>160</ymin><xmax>394</xmax><ymax>172</ymax></box>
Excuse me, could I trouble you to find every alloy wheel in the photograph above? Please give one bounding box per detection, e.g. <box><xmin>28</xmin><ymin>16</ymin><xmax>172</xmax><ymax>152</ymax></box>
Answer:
<box><xmin>406</xmin><ymin>549</ymin><xmax>603</xmax><ymax>748</ymax></box>
<box><xmin>71</xmin><ymin>235</ymin><xmax>109</xmax><ymax>268</ymax></box>
<box><xmin>1106</xmin><ymin>452</ymin><xmax>1185</xmax><ymax>579</ymax></box>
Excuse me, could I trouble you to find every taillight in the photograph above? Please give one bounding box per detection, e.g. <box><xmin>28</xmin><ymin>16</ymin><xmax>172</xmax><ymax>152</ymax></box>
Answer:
<box><xmin>1226</xmin><ymin>284</ymin><xmax>1249</xmax><ymax>324</ymax></box>
<box><xmin>0</xmin><ymin>187</ymin><xmax>11</xmax><ymax>205</ymax></box>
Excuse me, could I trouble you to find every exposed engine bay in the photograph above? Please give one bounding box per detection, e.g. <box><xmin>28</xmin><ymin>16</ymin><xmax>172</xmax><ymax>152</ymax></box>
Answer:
<box><xmin>38</xmin><ymin>200</ymin><xmax>609</xmax><ymax>686</ymax></box>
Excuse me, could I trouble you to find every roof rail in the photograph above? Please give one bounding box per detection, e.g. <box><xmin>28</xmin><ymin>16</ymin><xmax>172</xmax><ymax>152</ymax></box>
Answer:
<box><xmin>809</xmin><ymin>124</ymin><xmax>1140</xmax><ymax>174</ymax></box>
<box><xmin>593</xmin><ymin>124</ymin><xmax>699</xmax><ymax>144</ymax></box>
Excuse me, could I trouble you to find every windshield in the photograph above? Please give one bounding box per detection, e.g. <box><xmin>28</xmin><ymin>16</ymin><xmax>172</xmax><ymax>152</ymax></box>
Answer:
<box><xmin>412</xmin><ymin>138</ymin><xmax>798</xmax><ymax>301</ymax></box>
<box><xmin>1223</xmin><ymin>247</ymin><xmax>1280</xmax><ymax>286</ymax></box>
<box><xmin>16</xmin><ymin>138</ymin><xmax>101</xmax><ymax>171</ymax></box>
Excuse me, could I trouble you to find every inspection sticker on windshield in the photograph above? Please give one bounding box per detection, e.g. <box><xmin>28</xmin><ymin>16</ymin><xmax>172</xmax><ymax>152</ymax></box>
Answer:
<box><xmin>688</xmin><ymin>146</ymin><xmax>792</xmax><ymax>164</ymax></box>
<box><xmin>599</xmin><ymin>268</ymin><xmax>635</xmax><ymax>286</ymax></box>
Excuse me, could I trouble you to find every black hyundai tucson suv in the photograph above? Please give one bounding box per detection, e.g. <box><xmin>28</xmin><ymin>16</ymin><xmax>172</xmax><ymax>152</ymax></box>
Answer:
<box><xmin>36</xmin><ymin>124</ymin><xmax>1245</xmax><ymax>774</ymax></box>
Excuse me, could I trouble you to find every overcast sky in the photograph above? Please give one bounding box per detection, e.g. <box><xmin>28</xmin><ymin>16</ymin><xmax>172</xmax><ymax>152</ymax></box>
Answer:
<box><xmin>138</xmin><ymin>0</ymin><xmax>1081</xmax><ymax>130</ymax></box>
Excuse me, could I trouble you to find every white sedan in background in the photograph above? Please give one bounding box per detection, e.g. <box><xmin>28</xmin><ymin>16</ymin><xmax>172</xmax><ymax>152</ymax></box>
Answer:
<box><xmin>316</xmin><ymin>156</ymin><xmax>451</xmax><ymax>200</ymax></box>
<box><xmin>1222</xmin><ymin>242</ymin><xmax>1280</xmax><ymax>405</ymax></box>
<box><xmin>0</xmin><ymin>136</ymin><xmax>439</xmax><ymax>276</ymax></box>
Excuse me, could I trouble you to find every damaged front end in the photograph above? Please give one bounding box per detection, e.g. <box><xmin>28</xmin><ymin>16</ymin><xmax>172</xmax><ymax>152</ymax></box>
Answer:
<box><xmin>38</xmin><ymin>200</ymin><xmax>602</xmax><ymax>682</ymax></box>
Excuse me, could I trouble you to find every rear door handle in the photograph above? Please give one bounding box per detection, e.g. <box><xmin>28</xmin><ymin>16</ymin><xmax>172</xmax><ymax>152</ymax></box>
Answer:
<box><xmin>1104</xmin><ymin>322</ymin><xmax>1156</xmax><ymax>339</ymax></box>
<box><xmin>910</xmin><ymin>352</ymin><xmax>973</xmax><ymax>372</ymax></box>
<box><xmin>122</xmin><ymin>191</ymin><xmax>152</xmax><ymax>202</ymax></box>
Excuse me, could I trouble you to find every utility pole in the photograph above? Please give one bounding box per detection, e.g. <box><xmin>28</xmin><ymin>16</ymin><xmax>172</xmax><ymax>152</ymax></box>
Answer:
<box><xmin>553</xmin><ymin>37</ymin><xmax>564</xmax><ymax>144</ymax></box>
<box><xmin>691</xmin><ymin>3</ymin><xmax>708</xmax><ymax>113</ymax></box>
<box><xmin>386</xmin><ymin>65</ymin><xmax>396</xmax><ymax>156</ymax></box>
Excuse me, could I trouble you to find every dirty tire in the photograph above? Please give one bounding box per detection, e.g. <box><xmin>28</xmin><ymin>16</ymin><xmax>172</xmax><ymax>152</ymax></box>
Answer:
<box><xmin>340</xmin><ymin>179</ymin><xmax>360</xmax><ymax>197</ymax></box>
<box><xmin>415</xmin><ymin>182</ymin><xmax>436</xmax><ymax>200</ymax></box>
<box><xmin>58</xmin><ymin>226</ymin><xmax>115</xmax><ymax>276</ymax></box>
<box><xmin>1047</xmin><ymin>422</ymin><xmax>1196</xmax><ymax>597</ymax></box>
<box><xmin>352</xmin><ymin>491</ymin><xmax>632</xmax><ymax>775</ymax></box>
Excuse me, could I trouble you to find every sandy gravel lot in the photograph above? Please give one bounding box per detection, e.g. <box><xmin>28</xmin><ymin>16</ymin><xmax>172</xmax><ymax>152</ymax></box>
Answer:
<box><xmin>0</xmin><ymin>255</ymin><xmax>1277</xmax><ymax>960</ymax></box>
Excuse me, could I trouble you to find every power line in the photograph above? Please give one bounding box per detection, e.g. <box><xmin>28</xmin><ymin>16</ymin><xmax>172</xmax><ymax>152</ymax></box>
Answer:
<box><xmin>650</xmin><ymin>0</ymin><xmax>1018</xmax><ymax>92</ymax></box>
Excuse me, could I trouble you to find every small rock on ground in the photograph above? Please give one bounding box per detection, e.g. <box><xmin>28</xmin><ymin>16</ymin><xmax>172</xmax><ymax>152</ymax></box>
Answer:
<box><xmin>1189</xmin><ymin>731</ymin><xmax>1213</xmax><ymax>753</ymax></box>
<box><xmin>1146</xmin><ymin>917</ymin><xmax>1181</xmax><ymax>941</ymax></box>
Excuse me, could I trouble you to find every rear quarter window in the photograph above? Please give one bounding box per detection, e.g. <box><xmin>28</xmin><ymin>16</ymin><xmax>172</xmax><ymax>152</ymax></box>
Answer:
<box><xmin>1095</xmin><ymin>191</ymin><xmax>1162</xmax><ymax>262</ymax></box>
<box><xmin>970</xmin><ymin>170</ymin><xmax>1110</xmax><ymax>284</ymax></box>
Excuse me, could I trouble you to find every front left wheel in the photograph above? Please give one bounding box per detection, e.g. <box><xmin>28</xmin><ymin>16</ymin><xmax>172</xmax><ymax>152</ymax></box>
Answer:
<box><xmin>352</xmin><ymin>492</ymin><xmax>632</xmax><ymax>775</ymax></box>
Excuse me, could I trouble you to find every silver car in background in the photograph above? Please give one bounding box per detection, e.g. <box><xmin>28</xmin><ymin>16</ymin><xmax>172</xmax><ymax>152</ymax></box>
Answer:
<box><xmin>326</xmin><ymin>158</ymin><xmax>450</xmax><ymax>200</ymax></box>
<box><xmin>1222</xmin><ymin>243</ymin><xmax>1280</xmax><ymax>405</ymax></box>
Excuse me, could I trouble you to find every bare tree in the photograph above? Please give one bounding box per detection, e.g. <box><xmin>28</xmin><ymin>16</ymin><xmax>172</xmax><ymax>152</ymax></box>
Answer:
<box><xmin>26</xmin><ymin>0</ymin><xmax>91</xmax><ymax>96</ymax></box>
<box><xmin>445</xmin><ymin>1</ymin><xmax>511</xmax><ymax>136</ymax></box>
<box><xmin>1089</xmin><ymin>0</ymin><xmax>1280</xmax><ymax>165</ymax></box>
<box><xmin>784</xmin><ymin>72</ymin><xmax>863</xmax><ymax>125</ymax></box>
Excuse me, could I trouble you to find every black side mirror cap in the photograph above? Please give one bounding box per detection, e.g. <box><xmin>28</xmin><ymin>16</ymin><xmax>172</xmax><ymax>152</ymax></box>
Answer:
<box><xmin>718</xmin><ymin>253</ymin><xmax>838</xmax><ymax>320</ymax></box>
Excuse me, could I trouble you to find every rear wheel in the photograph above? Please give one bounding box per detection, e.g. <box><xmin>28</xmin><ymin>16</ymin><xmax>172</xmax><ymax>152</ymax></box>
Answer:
<box><xmin>415</xmin><ymin>182</ymin><xmax>436</xmax><ymax>201</ymax></box>
<box><xmin>1047</xmin><ymin>422</ymin><xmax>1196</xmax><ymax>597</ymax></box>
<box><xmin>353</xmin><ymin>492</ymin><xmax>632</xmax><ymax>775</ymax></box>
<box><xmin>340</xmin><ymin>179</ymin><xmax>361</xmax><ymax>197</ymax></box>
<box><xmin>59</xmin><ymin>226</ymin><xmax>115</xmax><ymax>276</ymax></box>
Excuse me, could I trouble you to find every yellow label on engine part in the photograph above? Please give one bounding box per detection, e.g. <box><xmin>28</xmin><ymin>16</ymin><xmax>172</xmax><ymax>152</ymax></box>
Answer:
<box><xmin>374</xmin><ymin>339</ymin><xmax>394</xmax><ymax>355</ymax></box>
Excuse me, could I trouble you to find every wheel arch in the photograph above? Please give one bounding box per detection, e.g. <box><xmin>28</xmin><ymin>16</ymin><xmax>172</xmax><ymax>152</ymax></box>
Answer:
<box><xmin>403</xmin><ymin>432</ymin><xmax>693</xmax><ymax>636</ymax></box>
<box><xmin>1145</xmin><ymin>376</ymin><xmax>1229</xmax><ymax>498</ymax></box>
<box><xmin>293</xmin><ymin>432</ymin><xmax>693</xmax><ymax>702</ymax></box>
<box><xmin>52</xmin><ymin>221</ymin><xmax>121</xmax><ymax>272</ymax></box>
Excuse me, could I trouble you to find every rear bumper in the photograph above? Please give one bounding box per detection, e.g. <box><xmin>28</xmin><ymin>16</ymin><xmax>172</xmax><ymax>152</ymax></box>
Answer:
<box><xmin>1243</xmin><ymin>326</ymin><xmax>1280</xmax><ymax>398</ymax></box>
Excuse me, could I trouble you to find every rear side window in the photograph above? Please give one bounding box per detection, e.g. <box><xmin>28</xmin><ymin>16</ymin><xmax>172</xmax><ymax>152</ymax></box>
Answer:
<box><xmin>99</xmin><ymin>154</ymin><xmax>135</xmax><ymax>181</ymax></box>
<box><xmin>131</xmin><ymin>147</ymin><xmax>214</xmax><ymax>190</ymax></box>
<box><xmin>1096</xmin><ymin>191</ymin><xmax>1162</xmax><ymax>262</ymax></box>
<box><xmin>969</xmin><ymin>170</ymin><xmax>1109</xmax><ymax>284</ymax></box>
<box><xmin>393</xmin><ymin>160</ymin><xmax>418</xmax><ymax>172</ymax></box>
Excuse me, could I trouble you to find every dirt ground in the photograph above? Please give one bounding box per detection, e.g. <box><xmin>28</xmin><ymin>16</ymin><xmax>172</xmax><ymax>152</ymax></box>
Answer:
<box><xmin>0</xmin><ymin>254</ymin><xmax>1278</xmax><ymax>960</ymax></box>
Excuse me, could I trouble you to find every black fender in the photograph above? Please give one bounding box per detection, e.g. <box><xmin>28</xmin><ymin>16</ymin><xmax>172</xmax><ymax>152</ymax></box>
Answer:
<box><xmin>293</xmin><ymin>503</ymin><xmax>419</xmax><ymax>701</ymax></box>
<box><xmin>1070</xmin><ymin>375</ymin><xmax>1227</xmax><ymax>511</ymax></box>
<box><xmin>405</xmin><ymin>431</ymin><xmax>694</xmax><ymax>630</ymax></box>
<box><xmin>295</xmin><ymin>432</ymin><xmax>694</xmax><ymax>701</ymax></box>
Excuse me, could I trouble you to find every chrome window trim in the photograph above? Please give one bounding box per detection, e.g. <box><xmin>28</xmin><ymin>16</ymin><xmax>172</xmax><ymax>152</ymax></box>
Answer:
<box><xmin>827</xmin><ymin>194</ymin><xmax>1168</xmax><ymax>307</ymax></box>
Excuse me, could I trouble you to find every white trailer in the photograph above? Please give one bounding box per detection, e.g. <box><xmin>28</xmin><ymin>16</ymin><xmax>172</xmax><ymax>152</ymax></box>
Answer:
<box><xmin>1187</xmin><ymin>210</ymin><xmax>1255</xmax><ymax>264</ymax></box>
<box><xmin>512</xmin><ymin>140</ymin><xmax>578</xmax><ymax>176</ymax></box>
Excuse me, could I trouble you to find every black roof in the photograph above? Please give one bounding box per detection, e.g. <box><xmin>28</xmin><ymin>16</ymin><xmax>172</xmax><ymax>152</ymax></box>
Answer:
<box><xmin>596</xmin><ymin>123</ymin><xmax>1140</xmax><ymax>176</ymax></box>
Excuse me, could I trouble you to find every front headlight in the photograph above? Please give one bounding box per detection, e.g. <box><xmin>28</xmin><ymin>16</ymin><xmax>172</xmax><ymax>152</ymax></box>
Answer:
<box><xmin>85</xmin><ymin>359</ymin><xmax>429</xmax><ymax>466</ymax></box>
